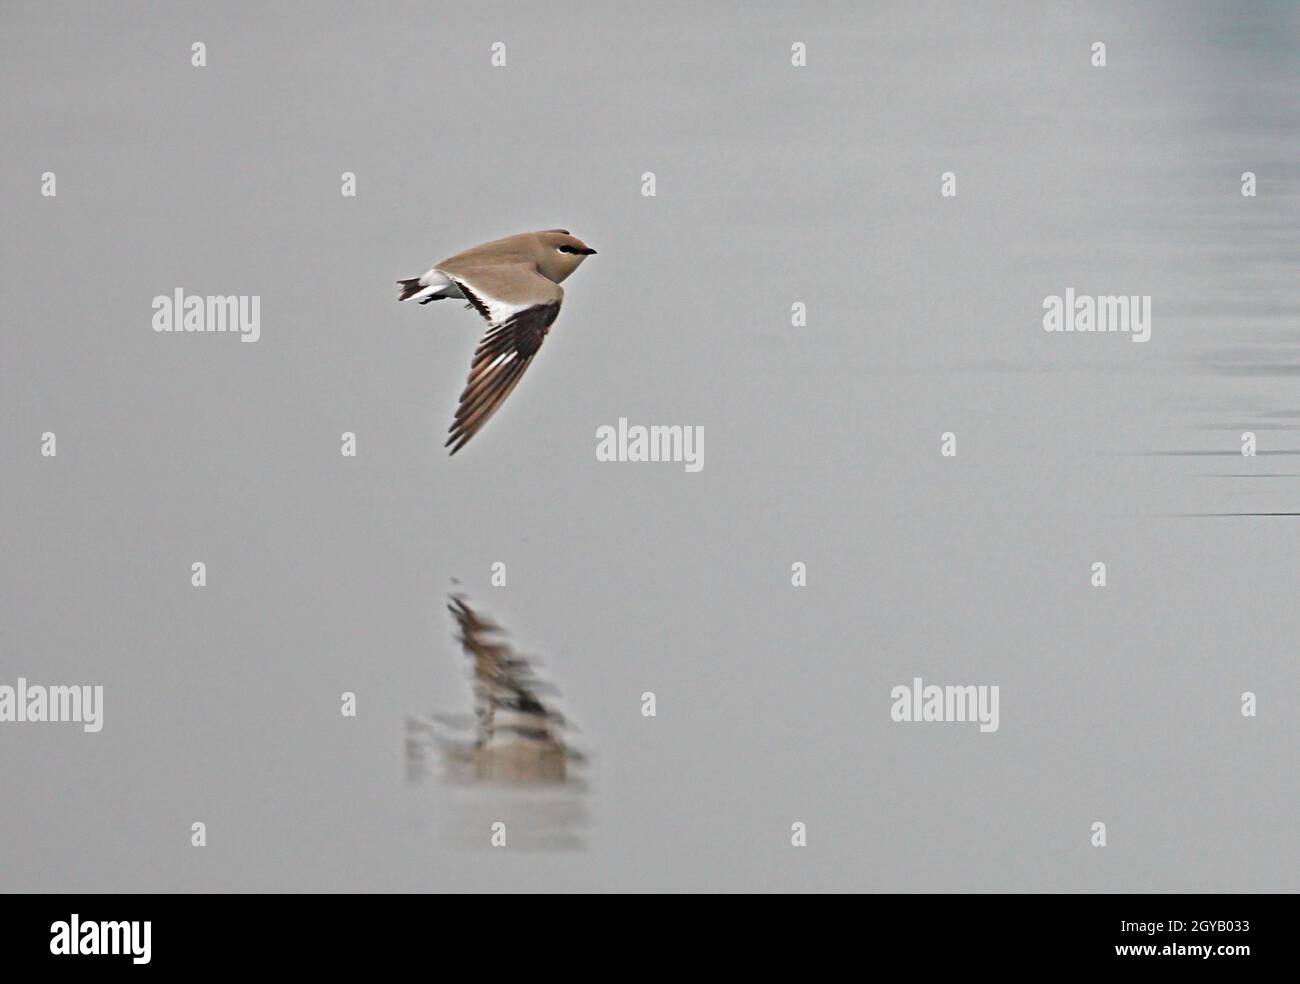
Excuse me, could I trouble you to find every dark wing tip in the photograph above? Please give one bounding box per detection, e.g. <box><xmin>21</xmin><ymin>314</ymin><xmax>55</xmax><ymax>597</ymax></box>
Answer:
<box><xmin>442</xmin><ymin>303</ymin><xmax>559</xmax><ymax>457</ymax></box>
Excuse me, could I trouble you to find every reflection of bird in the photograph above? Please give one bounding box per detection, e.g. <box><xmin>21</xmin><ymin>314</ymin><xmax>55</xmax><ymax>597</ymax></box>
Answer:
<box><xmin>397</xmin><ymin>230</ymin><xmax>597</xmax><ymax>455</ymax></box>
<box><xmin>437</xmin><ymin>593</ymin><xmax>582</xmax><ymax>784</ymax></box>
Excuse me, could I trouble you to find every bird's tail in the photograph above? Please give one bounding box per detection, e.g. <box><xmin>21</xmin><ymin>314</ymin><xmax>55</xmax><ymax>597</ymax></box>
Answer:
<box><xmin>396</xmin><ymin>278</ymin><xmax>425</xmax><ymax>302</ymax></box>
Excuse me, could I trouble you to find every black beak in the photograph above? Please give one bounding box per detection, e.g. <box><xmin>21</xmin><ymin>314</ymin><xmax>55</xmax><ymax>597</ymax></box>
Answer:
<box><xmin>581</xmin><ymin>247</ymin><xmax>597</xmax><ymax>255</ymax></box>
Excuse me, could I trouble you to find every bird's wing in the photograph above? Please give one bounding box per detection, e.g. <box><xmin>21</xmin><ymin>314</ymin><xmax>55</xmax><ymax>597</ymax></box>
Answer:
<box><xmin>435</xmin><ymin>257</ymin><xmax>555</xmax><ymax>325</ymax></box>
<box><xmin>437</xmin><ymin>262</ymin><xmax>563</xmax><ymax>455</ymax></box>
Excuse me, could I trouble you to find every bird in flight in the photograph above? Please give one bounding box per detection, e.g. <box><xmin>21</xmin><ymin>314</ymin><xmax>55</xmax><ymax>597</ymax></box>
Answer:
<box><xmin>397</xmin><ymin>230</ymin><xmax>597</xmax><ymax>454</ymax></box>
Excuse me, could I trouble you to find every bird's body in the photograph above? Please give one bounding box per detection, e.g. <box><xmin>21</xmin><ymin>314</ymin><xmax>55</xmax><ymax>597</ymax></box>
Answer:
<box><xmin>398</xmin><ymin>230</ymin><xmax>596</xmax><ymax>454</ymax></box>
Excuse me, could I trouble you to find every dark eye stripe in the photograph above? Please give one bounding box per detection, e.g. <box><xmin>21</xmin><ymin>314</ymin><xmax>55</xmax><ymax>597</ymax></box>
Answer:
<box><xmin>558</xmin><ymin>245</ymin><xmax>578</xmax><ymax>253</ymax></box>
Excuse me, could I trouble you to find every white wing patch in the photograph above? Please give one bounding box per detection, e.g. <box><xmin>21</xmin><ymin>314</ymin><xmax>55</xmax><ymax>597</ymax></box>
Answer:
<box><xmin>437</xmin><ymin>269</ymin><xmax>532</xmax><ymax>326</ymax></box>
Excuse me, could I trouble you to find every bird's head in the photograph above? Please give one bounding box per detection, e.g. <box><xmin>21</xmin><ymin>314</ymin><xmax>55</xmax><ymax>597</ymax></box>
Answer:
<box><xmin>538</xmin><ymin>230</ymin><xmax>596</xmax><ymax>282</ymax></box>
